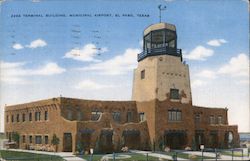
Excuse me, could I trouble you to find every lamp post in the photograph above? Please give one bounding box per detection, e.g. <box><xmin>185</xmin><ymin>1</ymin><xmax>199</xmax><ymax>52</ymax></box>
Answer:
<box><xmin>200</xmin><ymin>145</ymin><xmax>204</xmax><ymax>161</ymax></box>
<box><xmin>90</xmin><ymin>148</ymin><xmax>93</xmax><ymax>161</ymax></box>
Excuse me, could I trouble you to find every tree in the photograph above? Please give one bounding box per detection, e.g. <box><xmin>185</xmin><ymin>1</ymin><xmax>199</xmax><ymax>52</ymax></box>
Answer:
<box><xmin>12</xmin><ymin>132</ymin><xmax>20</xmax><ymax>148</ymax></box>
<box><xmin>51</xmin><ymin>134</ymin><xmax>60</xmax><ymax>152</ymax></box>
<box><xmin>76</xmin><ymin>142</ymin><xmax>84</xmax><ymax>154</ymax></box>
<box><xmin>192</xmin><ymin>137</ymin><xmax>197</xmax><ymax>150</ymax></box>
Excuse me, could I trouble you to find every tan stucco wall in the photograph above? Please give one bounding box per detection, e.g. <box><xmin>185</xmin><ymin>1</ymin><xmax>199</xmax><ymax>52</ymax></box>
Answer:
<box><xmin>132</xmin><ymin>55</ymin><xmax>192</xmax><ymax>104</ymax></box>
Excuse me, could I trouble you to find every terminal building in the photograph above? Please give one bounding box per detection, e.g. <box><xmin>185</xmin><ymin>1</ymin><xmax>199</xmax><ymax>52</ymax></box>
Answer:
<box><xmin>4</xmin><ymin>22</ymin><xmax>239</xmax><ymax>153</ymax></box>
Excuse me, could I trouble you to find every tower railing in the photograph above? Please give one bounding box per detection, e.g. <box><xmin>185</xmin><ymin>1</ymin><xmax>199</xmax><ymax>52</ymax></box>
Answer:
<box><xmin>138</xmin><ymin>47</ymin><xmax>182</xmax><ymax>62</ymax></box>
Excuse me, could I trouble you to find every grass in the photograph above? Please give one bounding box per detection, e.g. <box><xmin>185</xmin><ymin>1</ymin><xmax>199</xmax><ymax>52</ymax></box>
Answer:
<box><xmin>81</xmin><ymin>153</ymin><xmax>159</xmax><ymax>161</ymax></box>
<box><xmin>0</xmin><ymin>134</ymin><xmax>5</xmax><ymax>140</ymax></box>
<box><xmin>0</xmin><ymin>150</ymin><xmax>64</xmax><ymax>161</ymax></box>
<box><xmin>220</xmin><ymin>150</ymin><xmax>248</xmax><ymax>157</ymax></box>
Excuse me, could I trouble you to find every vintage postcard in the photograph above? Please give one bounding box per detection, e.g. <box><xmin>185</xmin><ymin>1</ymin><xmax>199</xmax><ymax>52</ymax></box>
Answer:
<box><xmin>0</xmin><ymin>0</ymin><xmax>249</xmax><ymax>160</ymax></box>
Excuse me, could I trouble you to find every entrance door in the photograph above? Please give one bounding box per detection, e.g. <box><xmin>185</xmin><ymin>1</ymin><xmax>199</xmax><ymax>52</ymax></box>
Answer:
<box><xmin>164</xmin><ymin>132</ymin><xmax>187</xmax><ymax>149</ymax></box>
<box><xmin>63</xmin><ymin>133</ymin><xmax>72</xmax><ymax>152</ymax></box>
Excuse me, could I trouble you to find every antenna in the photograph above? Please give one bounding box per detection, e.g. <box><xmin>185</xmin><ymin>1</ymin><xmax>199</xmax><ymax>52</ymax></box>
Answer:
<box><xmin>158</xmin><ymin>5</ymin><xmax>167</xmax><ymax>23</ymax></box>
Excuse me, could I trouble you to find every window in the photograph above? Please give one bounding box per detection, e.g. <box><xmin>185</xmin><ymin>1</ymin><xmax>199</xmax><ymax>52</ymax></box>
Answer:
<box><xmin>218</xmin><ymin>116</ymin><xmax>223</xmax><ymax>124</ymax></box>
<box><xmin>151</xmin><ymin>30</ymin><xmax>165</xmax><ymax>48</ymax></box>
<box><xmin>35</xmin><ymin>136</ymin><xmax>42</xmax><ymax>144</ymax></box>
<box><xmin>16</xmin><ymin>114</ymin><xmax>19</xmax><ymax>122</ymax></box>
<box><xmin>77</xmin><ymin>112</ymin><xmax>83</xmax><ymax>121</ymax></box>
<box><xmin>29</xmin><ymin>113</ymin><xmax>32</xmax><ymax>121</ymax></box>
<box><xmin>44</xmin><ymin>136</ymin><xmax>49</xmax><ymax>144</ymax></box>
<box><xmin>22</xmin><ymin>113</ymin><xmax>25</xmax><ymax>122</ymax></box>
<box><xmin>112</xmin><ymin>112</ymin><xmax>121</xmax><ymax>123</ymax></box>
<box><xmin>177</xmin><ymin>111</ymin><xmax>182</xmax><ymax>121</ymax></box>
<box><xmin>22</xmin><ymin>135</ymin><xmax>26</xmax><ymax>143</ymax></box>
<box><xmin>144</xmin><ymin>33</ymin><xmax>151</xmax><ymax>50</ymax></box>
<box><xmin>6</xmin><ymin>115</ymin><xmax>9</xmax><ymax>123</ymax></box>
<box><xmin>67</xmin><ymin>111</ymin><xmax>73</xmax><ymax>120</ymax></box>
<box><xmin>168</xmin><ymin>110</ymin><xmax>182</xmax><ymax>121</ymax></box>
<box><xmin>209</xmin><ymin>115</ymin><xmax>215</xmax><ymax>124</ymax></box>
<box><xmin>91</xmin><ymin>111</ymin><xmax>102</xmax><ymax>121</ymax></box>
<box><xmin>44</xmin><ymin>111</ymin><xmax>48</xmax><ymax>120</ymax></box>
<box><xmin>139</xmin><ymin>112</ymin><xmax>146</xmax><ymax>122</ymax></box>
<box><xmin>29</xmin><ymin>135</ymin><xmax>33</xmax><ymax>143</ymax></box>
<box><xmin>11</xmin><ymin>115</ymin><xmax>14</xmax><ymax>122</ymax></box>
<box><xmin>169</xmin><ymin>40</ymin><xmax>175</xmax><ymax>48</ymax></box>
<box><xmin>127</xmin><ymin>111</ymin><xmax>132</xmax><ymax>122</ymax></box>
<box><xmin>35</xmin><ymin>112</ymin><xmax>41</xmax><ymax>121</ymax></box>
<box><xmin>170</xmin><ymin>89</ymin><xmax>179</xmax><ymax>99</ymax></box>
<box><xmin>141</xmin><ymin>70</ymin><xmax>145</xmax><ymax>79</ymax></box>
<box><xmin>195</xmin><ymin>114</ymin><xmax>201</xmax><ymax>123</ymax></box>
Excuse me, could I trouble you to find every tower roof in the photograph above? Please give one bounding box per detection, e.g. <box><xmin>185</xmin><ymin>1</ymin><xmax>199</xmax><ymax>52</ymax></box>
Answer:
<box><xmin>144</xmin><ymin>22</ymin><xmax>176</xmax><ymax>36</ymax></box>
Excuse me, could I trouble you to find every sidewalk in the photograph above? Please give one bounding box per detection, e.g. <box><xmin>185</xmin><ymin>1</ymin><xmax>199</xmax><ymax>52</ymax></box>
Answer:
<box><xmin>131</xmin><ymin>150</ymin><xmax>186</xmax><ymax>160</ymax></box>
<box><xmin>1</xmin><ymin>148</ymin><xmax>86</xmax><ymax>161</ymax></box>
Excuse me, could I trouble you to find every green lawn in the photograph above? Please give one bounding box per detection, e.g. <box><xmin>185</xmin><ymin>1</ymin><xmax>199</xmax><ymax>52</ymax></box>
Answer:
<box><xmin>0</xmin><ymin>150</ymin><xmax>64</xmax><ymax>161</ymax></box>
<box><xmin>220</xmin><ymin>151</ymin><xmax>248</xmax><ymax>157</ymax></box>
<box><xmin>81</xmin><ymin>153</ymin><xmax>159</xmax><ymax>161</ymax></box>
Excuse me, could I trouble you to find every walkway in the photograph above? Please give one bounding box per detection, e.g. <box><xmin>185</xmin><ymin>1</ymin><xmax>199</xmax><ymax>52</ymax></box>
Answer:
<box><xmin>131</xmin><ymin>150</ymin><xmax>186</xmax><ymax>160</ymax></box>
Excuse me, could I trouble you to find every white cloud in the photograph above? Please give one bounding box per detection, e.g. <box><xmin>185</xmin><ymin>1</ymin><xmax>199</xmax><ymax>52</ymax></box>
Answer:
<box><xmin>0</xmin><ymin>61</ymin><xmax>65</xmax><ymax>84</ymax></box>
<box><xmin>0</xmin><ymin>61</ymin><xmax>26</xmax><ymax>69</ymax></box>
<box><xmin>218</xmin><ymin>53</ymin><xmax>249</xmax><ymax>77</ymax></box>
<box><xmin>64</xmin><ymin>43</ymin><xmax>108</xmax><ymax>62</ymax></box>
<box><xmin>196</xmin><ymin>70</ymin><xmax>217</xmax><ymax>79</ymax></box>
<box><xmin>78</xmin><ymin>48</ymin><xmax>141</xmax><ymax>75</ymax></box>
<box><xmin>74</xmin><ymin>80</ymin><xmax>114</xmax><ymax>90</ymax></box>
<box><xmin>26</xmin><ymin>39</ymin><xmax>47</xmax><ymax>48</ymax></box>
<box><xmin>29</xmin><ymin>62</ymin><xmax>66</xmax><ymax>75</ymax></box>
<box><xmin>207</xmin><ymin>39</ymin><xmax>227</xmax><ymax>47</ymax></box>
<box><xmin>12</xmin><ymin>43</ymin><xmax>24</xmax><ymax>50</ymax></box>
<box><xmin>183</xmin><ymin>45</ymin><xmax>214</xmax><ymax>61</ymax></box>
<box><xmin>191</xmin><ymin>79</ymin><xmax>207</xmax><ymax>88</ymax></box>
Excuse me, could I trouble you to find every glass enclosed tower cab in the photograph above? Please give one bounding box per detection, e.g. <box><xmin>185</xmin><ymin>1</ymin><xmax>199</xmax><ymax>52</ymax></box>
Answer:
<box><xmin>138</xmin><ymin>23</ymin><xmax>182</xmax><ymax>62</ymax></box>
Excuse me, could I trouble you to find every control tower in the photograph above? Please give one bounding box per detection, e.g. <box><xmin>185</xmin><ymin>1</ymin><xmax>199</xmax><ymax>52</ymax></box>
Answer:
<box><xmin>132</xmin><ymin>23</ymin><xmax>192</xmax><ymax>104</ymax></box>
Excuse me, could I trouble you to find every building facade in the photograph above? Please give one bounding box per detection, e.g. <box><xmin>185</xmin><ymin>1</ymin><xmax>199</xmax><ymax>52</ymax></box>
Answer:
<box><xmin>4</xmin><ymin>22</ymin><xmax>239</xmax><ymax>153</ymax></box>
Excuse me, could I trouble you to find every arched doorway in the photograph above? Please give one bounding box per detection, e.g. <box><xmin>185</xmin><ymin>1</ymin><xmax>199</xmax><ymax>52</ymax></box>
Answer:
<box><xmin>224</xmin><ymin>131</ymin><xmax>234</xmax><ymax>148</ymax></box>
<box><xmin>164</xmin><ymin>130</ymin><xmax>187</xmax><ymax>149</ymax></box>
<box><xmin>99</xmin><ymin>129</ymin><xmax>113</xmax><ymax>153</ymax></box>
<box><xmin>209</xmin><ymin>131</ymin><xmax>218</xmax><ymax>148</ymax></box>
<box><xmin>122</xmin><ymin>130</ymin><xmax>140</xmax><ymax>149</ymax></box>
<box><xmin>195</xmin><ymin>130</ymin><xmax>205</xmax><ymax>150</ymax></box>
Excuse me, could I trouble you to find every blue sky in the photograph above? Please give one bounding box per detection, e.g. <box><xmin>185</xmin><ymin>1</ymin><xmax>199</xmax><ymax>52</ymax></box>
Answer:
<box><xmin>0</xmin><ymin>0</ymin><xmax>249</xmax><ymax>132</ymax></box>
